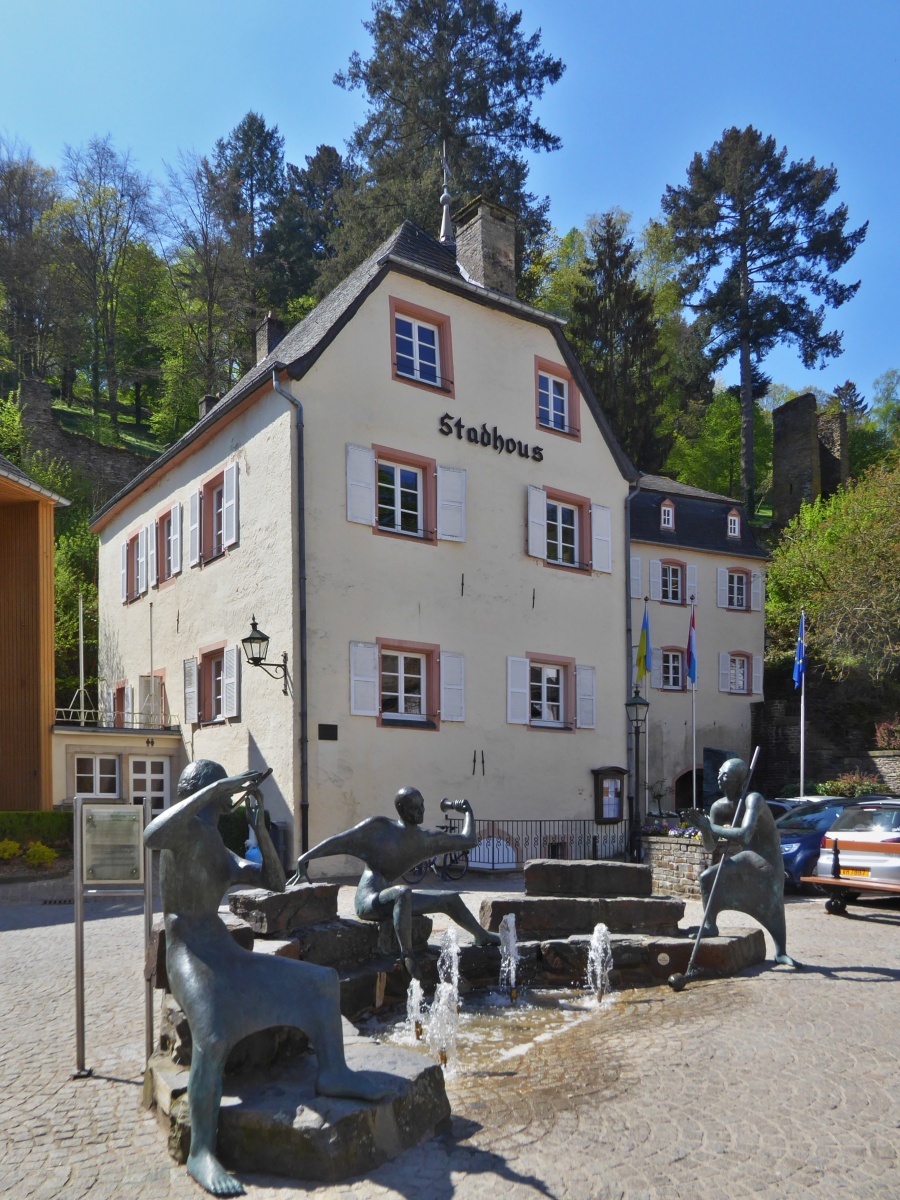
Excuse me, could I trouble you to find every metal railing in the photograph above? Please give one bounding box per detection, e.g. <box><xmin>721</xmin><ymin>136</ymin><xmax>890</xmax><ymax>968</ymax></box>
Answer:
<box><xmin>54</xmin><ymin>705</ymin><xmax>180</xmax><ymax>731</ymax></box>
<box><xmin>445</xmin><ymin>817</ymin><xmax>630</xmax><ymax>870</ymax></box>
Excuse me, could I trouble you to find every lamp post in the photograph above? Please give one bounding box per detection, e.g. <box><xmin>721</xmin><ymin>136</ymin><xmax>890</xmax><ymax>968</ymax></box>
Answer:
<box><xmin>624</xmin><ymin>688</ymin><xmax>650</xmax><ymax>862</ymax></box>
<box><xmin>241</xmin><ymin>616</ymin><xmax>288</xmax><ymax>694</ymax></box>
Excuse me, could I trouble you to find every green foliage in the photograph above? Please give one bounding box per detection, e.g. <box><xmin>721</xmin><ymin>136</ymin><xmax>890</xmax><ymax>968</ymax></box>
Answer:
<box><xmin>23</xmin><ymin>840</ymin><xmax>59</xmax><ymax>868</ymax></box>
<box><xmin>662</xmin><ymin>125</ymin><xmax>867</xmax><ymax>508</ymax></box>
<box><xmin>0</xmin><ymin>391</ymin><xmax>26</xmax><ymax>461</ymax></box>
<box><xmin>529</xmin><ymin>225</ymin><xmax>588</xmax><ymax>321</ymax></box>
<box><xmin>665</xmin><ymin>388</ymin><xmax>772</xmax><ymax>503</ymax></box>
<box><xmin>0</xmin><ymin>838</ymin><xmax>21</xmax><ymax>860</ymax></box>
<box><xmin>815</xmin><ymin>772</ymin><xmax>885</xmax><ymax>798</ymax></box>
<box><xmin>871</xmin><ymin>369</ymin><xmax>900</xmax><ymax>439</ymax></box>
<box><xmin>874</xmin><ymin>716</ymin><xmax>900</xmax><ymax>751</ymax></box>
<box><xmin>766</xmin><ymin>460</ymin><xmax>900</xmax><ymax>681</ymax></box>
<box><xmin>0</xmin><ymin>810</ymin><xmax>74</xmax><ymax>844</ymax></box>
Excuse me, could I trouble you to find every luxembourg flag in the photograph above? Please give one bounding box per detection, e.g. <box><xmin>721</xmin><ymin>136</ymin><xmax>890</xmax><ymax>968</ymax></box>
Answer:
<box><xmin>686</xmin><ymin>606</ymin><xmax>697</xmax><ymax>685</ymax></box>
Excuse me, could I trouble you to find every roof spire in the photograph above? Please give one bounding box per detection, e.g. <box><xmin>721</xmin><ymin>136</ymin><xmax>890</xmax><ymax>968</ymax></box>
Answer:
<box><xmin>439</xmin><ymin>141</ymin><xmax>454</xmax><ymax>245</ymax></box>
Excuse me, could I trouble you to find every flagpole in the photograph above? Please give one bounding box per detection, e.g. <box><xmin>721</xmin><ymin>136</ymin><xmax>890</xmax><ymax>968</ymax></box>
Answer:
<box><xmin>799</xmin><ymin>610</ymin><xmax>806</xmax><ymax>797</ymax></box>
<box><xmin>688</xmin><ymin>598</ymin><xmax>697</xmax><ymax>808</ymax></box>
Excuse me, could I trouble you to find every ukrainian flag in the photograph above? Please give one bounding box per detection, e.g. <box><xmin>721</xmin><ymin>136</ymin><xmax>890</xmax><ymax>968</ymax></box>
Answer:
<box><xmin>636</xmin><ymin>604</ymin><xmax>651</xmax><ymax>684</ymax></box>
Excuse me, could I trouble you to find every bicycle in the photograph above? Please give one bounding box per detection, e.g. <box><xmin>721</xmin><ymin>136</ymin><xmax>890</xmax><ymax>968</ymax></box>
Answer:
<box><xmin>401</xmin><ymin>825</ymin><xmax>469</xmax><ymax>883</ymax></box>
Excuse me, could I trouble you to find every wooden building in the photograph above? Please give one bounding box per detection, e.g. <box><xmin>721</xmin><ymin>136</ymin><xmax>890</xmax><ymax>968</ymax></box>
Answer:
<box><xmin>0</xmin><ymin>453</ymin><xmax>68</xmax><ymax>810</ymax></box>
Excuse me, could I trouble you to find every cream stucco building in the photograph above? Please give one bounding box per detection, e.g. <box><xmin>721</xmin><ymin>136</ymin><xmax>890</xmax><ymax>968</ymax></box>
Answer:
<box><xmin>87</xmin><ymin>207</ymin><xmax>638</xmax><ymax>865</ymax></box>
<box><xmin>629</xmin><ymin>476</ymin><xmax>767</xmax><ymax>811</ymax></box>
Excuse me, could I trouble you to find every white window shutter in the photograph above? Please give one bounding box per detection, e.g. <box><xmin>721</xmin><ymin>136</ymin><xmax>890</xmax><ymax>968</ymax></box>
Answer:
<box><xmin>507</xmin><ymin>656</ymin><xmax>530</xmax><ymax>724</ymax></box>
<box><xmin>350</xmin><ymin>641</ymin><xmax>379</xmax><ymax>716</ymax></box>
<box><xmin>630</xmin><ymin>556</ymin><xmax>642</xmax><ymax>600</ymax></box>
<box><xmin>183</xmin><ymin>658</ymin><xmax>199</xmax><ymax>724</ymax></box>
<box><xmin>527</xmin><ymin>486</ymin><xmax>547</xmax><ymax>560</ymax></box>
<box><xmin>346</xmin><ymin>445</ymin><xmax>376</xmax><ymax>525</ymax></box>
<box><xmin>717</xmin><ymin>568</ymin><xmax>728</xmax><ymax>608</ymax></box>
<box><xmin>137</xmin><ymin>527</ymin><xmax>147</xmax><ymax>594</ymax></box>
<box><xmin>719</xmin><ymin>652</ymin><xmax>731</xmax><ymax>692</ymax></box>
<box><xmin>437</xmin><ymin>465</ymin><xmax>466</xmax><ymax>541</ymax></box>
<box><xmin>222</xmin><ymin>646</ymin><xmax>240</xmax><ymax>718</ymax></box>
<box><xmin>686</xmin><ymin>564</ymin><xmax>698</xmax><ymax>604</ymax></box>
<box><xmin>650</xmin><ymin>647</ymin><xmax>663</xmax><ymax>690</ymax></box>
<box><xmin>120</xmin><ymin>542</ymin><xmax>128</xmax><ymax>603</ymax></box>
<box><xmin>147</xmin><ymin>521</ymin><xmax>157</xmax><ymax>588</ymax></box>
<box><xmin>189</xmin><ymin>490</ymin><xmax>201</xmax><ymax>566</ymax></box>
<box><xmin>649</xmin><ymin>559</ymin><xmax>662</xmax><ymax>602</ymax></box>
<box><xmin>124</xmin><ymin>684</ymin><xmax>134</xmax><ymax>727</ymax></box>
<box><xmin>575</xmin><ymin>665</ymin><xmax>596</xmax><ymax>729</ymax></box>
<box><xmin>171</xmin><ymin>503</ymin><xmax>182</xmax><ymax>574</ymax></box>
<box><xmin>750</xmin><ymin>571</ymin><xmax>763</xmax><ymax>611</ymax></box>
<box><xmin>223</xmin><ymin>462</ymin><xmax>239</xmax><ymax>547</ymax></box>
<box><xmin>440</xmin><ymin>651</ymin><xmax>465</xmax><ymax>721</ymax></box>
<box><xmin>752</xmin><ymin>655</ymin><xmax>764</xmax><ymax>695</ymax></box>
<box><xmin>590</xmin><ymin>504</ymin><xmax>612</xmax><ymax>573</ymax></box>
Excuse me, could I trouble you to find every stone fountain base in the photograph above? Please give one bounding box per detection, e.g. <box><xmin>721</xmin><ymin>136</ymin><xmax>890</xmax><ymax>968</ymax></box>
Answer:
<box><xmin>145</xmin><ymin>1032</ymin><xmax>450</xmax><ymax>1183</ymax></box>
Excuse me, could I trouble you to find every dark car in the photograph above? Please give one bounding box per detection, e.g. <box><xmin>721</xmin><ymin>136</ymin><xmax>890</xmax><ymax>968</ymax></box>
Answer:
<box><xmin>775</xmin><ymin>798</ymin><xmax>860</xmax><ymax>888</ymax></box>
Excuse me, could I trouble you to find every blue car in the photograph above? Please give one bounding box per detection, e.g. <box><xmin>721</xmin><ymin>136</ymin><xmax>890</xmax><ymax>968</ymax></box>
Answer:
<box><xmin>776</xmin><ymin>798</ymin><xmax>860</xmax><ymax>889</ymax></box>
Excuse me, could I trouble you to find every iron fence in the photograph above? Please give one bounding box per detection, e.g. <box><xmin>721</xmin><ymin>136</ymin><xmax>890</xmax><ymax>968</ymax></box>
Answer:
<box><xmin>443</xmin><ymin>817</ymin><xmax>630</xmax><ymax>870</ymax></box>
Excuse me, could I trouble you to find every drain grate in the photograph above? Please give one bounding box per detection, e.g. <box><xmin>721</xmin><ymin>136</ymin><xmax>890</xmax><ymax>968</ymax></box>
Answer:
<box><xmin>42</xmin><ymin>897</ymin><xmax>74</xmax><ymax>905</ymax></box>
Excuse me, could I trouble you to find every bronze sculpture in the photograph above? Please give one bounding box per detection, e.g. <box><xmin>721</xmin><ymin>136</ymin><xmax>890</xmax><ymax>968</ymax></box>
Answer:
<box><xmin>144</xmin><ymin>761</ymin><xmax>392</xmax><ymax>1198</ymax></box>
<box><xmin>691</xmin><ymin>757</ymin><xmax>799</xmax><ymax>967</ymax></box>
<box><xmin>290</xmin><ymin>787</ymin><xmax>500</xmax><ymax>978</ymax></box>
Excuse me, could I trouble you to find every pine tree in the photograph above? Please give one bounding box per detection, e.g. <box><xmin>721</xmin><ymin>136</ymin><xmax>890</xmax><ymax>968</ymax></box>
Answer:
<box><xmin>833</xmin><ymin>379</ymin><xmax>866</xmax><ymax>423</ymax></box>
<box><xmin>661</xmin><ymin>126</ymin><xmax>867</xmax><ymax>509</ymax></box>
<box><xmin>323</xmin><ymin>0</ymin><xmax>564</xmax><ymax>294</ymax></box>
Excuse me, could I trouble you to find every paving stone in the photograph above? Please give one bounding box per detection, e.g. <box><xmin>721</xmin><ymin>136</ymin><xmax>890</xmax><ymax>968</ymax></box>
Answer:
<box><xmin>524</xmin><ymin>858</ymin><xmax>653</xmax><ymax>898</ymax></box>
<box><xmin>228</xmin><ymin>883</ymin><xmax>340</xmax><ymax>934</ymax></box>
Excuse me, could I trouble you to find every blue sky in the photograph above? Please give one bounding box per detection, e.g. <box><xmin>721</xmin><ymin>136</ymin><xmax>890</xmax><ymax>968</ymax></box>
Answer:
<box><xmin>3</xmin><ymin>0</ymin><xmax>897</xmax><ymax>401</ymax></box>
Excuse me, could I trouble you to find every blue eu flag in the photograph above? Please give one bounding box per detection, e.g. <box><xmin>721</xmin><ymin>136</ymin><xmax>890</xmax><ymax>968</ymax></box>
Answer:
<box><xmin>792</xmin><ymin>611</ymin><xmax>805</xmax><ymax>689</ymax></box>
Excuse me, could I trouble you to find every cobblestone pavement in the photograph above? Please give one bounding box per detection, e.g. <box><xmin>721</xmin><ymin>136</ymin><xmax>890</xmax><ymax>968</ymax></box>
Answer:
<box><xmin>2</xmin><ymin>879</ymin><xmax>899</xmax><ymax>1200</ymax></box>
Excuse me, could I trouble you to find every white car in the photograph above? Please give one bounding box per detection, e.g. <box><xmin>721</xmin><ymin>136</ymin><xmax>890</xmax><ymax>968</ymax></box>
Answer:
<box><xmin>805</xmin><ymin>801</ymin><xmax>900</xmax><ymax>914</ymax></box>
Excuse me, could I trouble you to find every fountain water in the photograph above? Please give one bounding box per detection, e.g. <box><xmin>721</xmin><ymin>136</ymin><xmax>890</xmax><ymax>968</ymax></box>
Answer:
<box><xmin>405</xmin><ymin>978</ymin><xmax>424</xmax><ymax>1042</ymax></box>
<box><xmin>585</xmin><ymin>922</ymin><xmax>614</xmax><ymax>1000</ymax></box>
<box><xmin>498</xmin><ymin>913</ymin><xmax>520</xmax><ymax>1002</ymax></box>
<box><xmin>425</xmin><ymin>928</ymin><xmax>460</xmax><ymax>1073</ymax></box>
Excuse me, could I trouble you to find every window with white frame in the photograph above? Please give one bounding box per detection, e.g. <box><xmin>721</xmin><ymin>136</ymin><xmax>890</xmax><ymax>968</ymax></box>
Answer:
<box><xmin>717</xmin><ymin>567</ymin><xmax>761</xmax><ymax>611</ymax></box>
<box><xmin>381</xmin><ymin>651</ymin><xmax>425</xmax><ymax>720</ymax></box>
<box><xmin>75</xmin><ymin>754</ymin><xmax>119</xmax><ymax>798</ymax></box>
<box><xmin>538</xmin><ymin>372</ymin><xmax>568</xmax><ymax>432</ymax></box>
<box><xmin>130</xmin><ymin>756</ymin><xmax>170</xmax><ymax>810</ymax></box>
<box><xmin>718</xmin><ymin>652</ymin><xmax>763</xmax><ymax>694</ymax></box>
<box><xmin>377</xmin><ymin>461</ymin><xmax>423</xmax><ymax>537</ymax></box>
<box><xmin>507</xmin><ymin>657</ymin><xmax>594</xmax><ymax>730</ymax></box>
<box><xmin>211</xmin><ymin>484</ymin><xmax>225</xmax><ymax>557</ymax></box>
<box><xmin>660</xmin><ymin>501</ymin><xmax>674</xmax><ymax>529</ymax></box>
<box><xmin>160</xmin><ymin>506</ymin><xmax>182</xmax><ymax>580</ymax></box>
<box><xmin>662</xmin><ymin>650</ymin><xmax>683</xmax><ymax>690</ymax></box>
<box><xmin>661</xmin><ymin>563</ymin><xmax>682</xmax><ymax>603</ymax></box>
<box><xmin>729</xmin><ymin>653</ymin><xmax>748</xmax><ymax>693</ymax></box>
<box><xmin>183</xmin><ymin>648</ymin><xmax>239</xmax><ymax>724</ymax></box>
<box><xmin>546</xmin><ymin>499</ymin><xmax>578</xmax><ymax>566</ymax></box>
<box><xmin>728</xmin><ymin>571</ymin><xmax>746</xmax><ymax>609</ymax></box>
<box><xmin>727</xmin><ymin>511</ymin><xmax>740</xmax><ymax>538</ymax></box>
<box><xmin>188</xmin><ymin>463</ymin><xmax>238</xmax><ymax>568</ymax></box>
<box><xmin>394</xmin><ymin>315</ymin><xmax>440</xmax><ymax>386</ymax></box>
<box><xmin>530</xmin><ymin>662</ymin><xmax>564</xmax><ymax>725</ymax></box>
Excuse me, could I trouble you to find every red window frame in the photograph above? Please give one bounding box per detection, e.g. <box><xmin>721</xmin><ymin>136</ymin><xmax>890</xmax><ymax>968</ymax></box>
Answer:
<box><xmin>372</xmin><ymin>444</ymin><xmax>438</xmax><ymax>547</ymax></box>
<box><xmin>375</xmin><ymin>638</ymin><xmax>441</xmax><ymax>730</ymax></box>
<box><xmin>534</xmin><ymin>356</ymin><xmax>580</xmax><ymax>441</ymax></box>
<box><xmin>525</xmin><ymin>651</ymin><xmax>577</xmax><ymax>733</ymax></box>
<box><xmin>389</xmin><ymin>296</ymin><xmax>455</xmax><ymax>397</ymax></box>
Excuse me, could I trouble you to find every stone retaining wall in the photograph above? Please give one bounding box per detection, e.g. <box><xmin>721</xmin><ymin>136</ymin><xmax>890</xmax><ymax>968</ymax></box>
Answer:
<box><xmin>643</xmin><ymin>836</ymin><xmax>714</xmax><ymax>898</ymax></box>
<box><xmin>843</xmin><ymin>750</ymin><xmax>900</xmax><ymax>794</ymax></box>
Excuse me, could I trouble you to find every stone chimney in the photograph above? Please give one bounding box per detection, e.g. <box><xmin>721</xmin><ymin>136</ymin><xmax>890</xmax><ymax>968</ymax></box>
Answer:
<box><xmin>453</xmin><ymin>197</ymin><xmax>517</xmax><ymax>296</ymax></box>
<box><xmin>198</xmin><ymin>394</ymin><xmax>219</xmax><ymax>421</ymax></box>
<box><xmin>255</xmin><ymin>311</ymin><xmax>286</xmax><ymax>365</ymax></box>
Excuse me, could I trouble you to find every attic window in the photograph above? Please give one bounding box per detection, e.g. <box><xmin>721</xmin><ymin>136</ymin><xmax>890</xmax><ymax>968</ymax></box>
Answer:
<box><xmin>660</xmin><ymin>501</ymin><xmax>675</xmax><ymax>530</ymax></box>
<box><xmin>727</xmin><ymin>510</ymin><xmax>741</xmax><ymax>538</ymax></box>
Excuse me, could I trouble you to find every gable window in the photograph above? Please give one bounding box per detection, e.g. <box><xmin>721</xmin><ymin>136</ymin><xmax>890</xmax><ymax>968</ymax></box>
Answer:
<box><xmin>378</xmin><ymin>461</ymin><xmax>424</xmax><ymax>537</ymax></box>
<box><xmin>75</xmin><ymin>754</ymin><xmax>119</xmax><ymax>798</ymax></box>
<box><xmin>527</xmin><ymin>485</ymin><xmax>611</xmax><ymax>573</ymax></box>
<box><xmin>660</xmin><ymin>501</ymin><xmax>675</xmax><ymax>530</ymax></box>
<box><xmin>189</xmin><ymin>463</ymin><xmax>239</xmax><ymax>568</ymax></box>
<box><xmin>389</xmin><ymin>297</ymin><xmax>453</xmax><ymax>395</ymax></box>
<box><xmin>534</xmin><ymin>357</ymin><xmax>579</xmax><ymax>439</ymax></box>
<box><xmin>507</xmin><ymin>655</ymin><xmax>594</xmax><ymax>731</ymax></box>
<box><xmin>350</xmin><ymin>639</ymin><xmax>460</xmax><ymax>729</ymax></box>
<box><xmin>727</xmin><ymin>509</ymin><xmax>741</xmax><ymax>538</ymax></box>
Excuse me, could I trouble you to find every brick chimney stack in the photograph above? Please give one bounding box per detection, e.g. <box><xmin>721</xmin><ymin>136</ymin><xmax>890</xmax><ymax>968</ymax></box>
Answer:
<box><xmin>453</xmin><ymin>197</ymin><xmax>517</xmax><ymax>296</ymax></box>
<box><xmin>198</xmin><ymin>394</ymin><xmax>219</xmax><ymax>420</ymax></box>
<box><xmin>255</xmin><ymin>311</ymin><xmax>286</xmax><ymax>365</ymax></box>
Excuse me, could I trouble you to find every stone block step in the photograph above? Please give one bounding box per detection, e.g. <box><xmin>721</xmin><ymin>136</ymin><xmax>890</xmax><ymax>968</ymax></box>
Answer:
<box><xmin>524</xmin><ymin>858</ymin><xmax>652</xmax><ymax>898</ymax></box>
<box><xmin>228</xmin><ymin>883</ymin><xmax>339</xmax><ymax>934</ymax></box>
<box><xmin>479</xmin><ymin>894</ymin><xmax>684</xmax><ymax>939</ymax></box>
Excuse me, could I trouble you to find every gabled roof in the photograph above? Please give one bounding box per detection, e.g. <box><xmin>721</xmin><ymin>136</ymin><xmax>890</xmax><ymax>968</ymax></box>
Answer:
<box><xmin>91</xmin><ymin>219</ymin><xmax>635</xmax><ymax>531</ymax></box>
<box><xmin>631</xmin><ymin>474</ymin><xmax>766</xmax><ymax>559</ymax></box>
<box><xmin>0</xmin><ymin>453</ymin><xmax>69</xmax><ymax>505</ymax></box>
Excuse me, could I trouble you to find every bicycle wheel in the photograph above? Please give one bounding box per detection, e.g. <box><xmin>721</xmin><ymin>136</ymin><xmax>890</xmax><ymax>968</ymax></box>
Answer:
<box><xmin>443</xmin><ymin>851</ymin><xmax>468</xmax><ymax>881</ymax></box>
<box><xmin>402</xmin><ymin>860</ymin><xmax>428</xmax><ymax>884</ymax></box>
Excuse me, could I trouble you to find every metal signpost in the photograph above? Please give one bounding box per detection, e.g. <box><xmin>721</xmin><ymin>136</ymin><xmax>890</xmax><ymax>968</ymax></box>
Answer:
<box><xmin>73</xmin><ymin>795</ymin><xmax>154</xmax><ymax>1078</ymax></box>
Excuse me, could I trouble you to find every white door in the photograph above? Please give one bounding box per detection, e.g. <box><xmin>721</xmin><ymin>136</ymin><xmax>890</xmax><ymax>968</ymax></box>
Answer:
<box><xmin>130</xmin><ymin>757</ymin><xmax>171</xmax><ymax>811</ymax></box>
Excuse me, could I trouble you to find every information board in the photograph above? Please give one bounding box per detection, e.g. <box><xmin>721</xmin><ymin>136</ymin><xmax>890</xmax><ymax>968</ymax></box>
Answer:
<box><xmin>82</xmin><ymin>804</ymin><xmax>144</xmax><ymax>883</ymax></box>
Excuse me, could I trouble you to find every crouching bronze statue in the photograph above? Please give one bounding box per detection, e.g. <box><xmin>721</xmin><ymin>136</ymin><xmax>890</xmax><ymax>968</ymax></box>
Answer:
<box><xmin>144</xmin><ymin>761</ymin><xmax>392</xmax><ymax>1197</ymax></box>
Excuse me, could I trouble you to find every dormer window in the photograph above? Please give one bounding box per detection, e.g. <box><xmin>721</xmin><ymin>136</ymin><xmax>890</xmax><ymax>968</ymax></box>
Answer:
<box><xmin>727</xmin><ymin>509</ymin><xmax>741</xmax><ymax>538</ymax></box>
<box><xmin>660</xmin><ymin>501</ymin><xmax>675</xmax><ymax>530</ymax></box>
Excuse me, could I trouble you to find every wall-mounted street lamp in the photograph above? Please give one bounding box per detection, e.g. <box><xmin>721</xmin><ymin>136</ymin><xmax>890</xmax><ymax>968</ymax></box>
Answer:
<box><xmin>241</xmin><ymin>616</ymin><xmax>288</xmax><ymax>695</ymax></box>
<box><xmin>624</xmin><ymin>688</ymin><xmax>650</xmax><ymax>862</ymax></box>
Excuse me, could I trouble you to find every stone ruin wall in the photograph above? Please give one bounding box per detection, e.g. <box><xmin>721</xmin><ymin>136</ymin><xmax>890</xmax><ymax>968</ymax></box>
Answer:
<box><xmin>17</xmin><ymin>379</ymin><xmax>153</xmax><ymax>507</ymax></box>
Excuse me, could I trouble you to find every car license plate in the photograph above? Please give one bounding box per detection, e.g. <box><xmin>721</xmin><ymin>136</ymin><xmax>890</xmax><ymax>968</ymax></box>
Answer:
<box><xmin>840</xmin><ymin>868</ymin><xmax>870</xmax><ymax>877</ymax></box>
